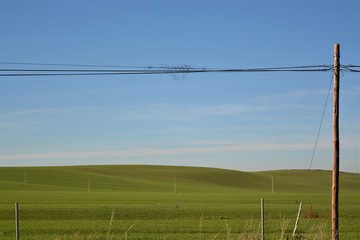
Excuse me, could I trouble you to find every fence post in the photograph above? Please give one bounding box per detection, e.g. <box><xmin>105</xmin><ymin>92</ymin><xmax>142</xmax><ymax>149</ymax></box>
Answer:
<box><xmin>15</xmin><ymin>202</ymin><xmax>20</xmax><ymax>240</ymax></box>
<box><xmin>293</xmin><ymin>202</ymin><xmax>302</xmax><ymax>236</ymax></box>
<box><xmin>261</xmin><ymin>198</ymin><xmax>265</xmax><ymax>240</ymax></box>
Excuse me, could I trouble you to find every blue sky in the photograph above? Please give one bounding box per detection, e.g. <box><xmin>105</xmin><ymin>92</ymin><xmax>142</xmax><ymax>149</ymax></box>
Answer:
<box><xmin>0</xmin><ymin>0</ymin><xmax>359</xmax><ymax>172</ymax></box>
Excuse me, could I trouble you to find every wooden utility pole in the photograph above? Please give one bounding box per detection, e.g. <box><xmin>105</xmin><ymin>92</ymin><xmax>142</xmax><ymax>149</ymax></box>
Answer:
<box><xmin>332</xmin><ymin>43</ymin><xmax>340</xmax><ymax>240</ymax></box>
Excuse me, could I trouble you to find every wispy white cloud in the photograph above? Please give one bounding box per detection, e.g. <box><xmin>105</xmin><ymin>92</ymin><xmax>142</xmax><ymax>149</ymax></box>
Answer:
<box><xmin>2</xmin><ymin>86</ymin><xmax>332</xmax><ymax>124</ymax></box>
<box><xmin>250</xmin><ymin>88</ymin><xmax>331</xmax><ymax>107</ymax></box>
<box><xmin>4</xmin><ymin>133</ymin><xmax>358</xmax><ymax>162</ymax></box>
<box><xmin>1</xmin><ymin>103</ymin><xmax>263</xmax><ymax>128</ymax></box>
<box><xmin>112</xmin><ymin>103</ymin><xmax>262</xmax><ymax>121</ymax></box>
<box><xmin>1</xmin><ymin>141</ymin><xmax>333</xmax><ymax>161</ymax></box>
<box><xmin>3</xmin><ymin>107</ymin><xmax>99</xmax><ymax>118</ymax></box>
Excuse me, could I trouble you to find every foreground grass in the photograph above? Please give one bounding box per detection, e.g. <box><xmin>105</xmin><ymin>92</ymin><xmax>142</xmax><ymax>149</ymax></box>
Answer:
<box><xmin>0</xmin><ymin>165</ymin><xmax>359</xmax><ymax>239</ymax></box>
<box><xmin>1</xmin><ymin>192</ymin><xmax>358</xmax><ymax>239</ymax></box>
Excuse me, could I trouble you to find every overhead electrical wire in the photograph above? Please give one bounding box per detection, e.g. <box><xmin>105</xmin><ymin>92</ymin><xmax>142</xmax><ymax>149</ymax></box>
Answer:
<box><xmin>0</xmin><ymin>65</ymin><xmax>337</xmax><ymax>77</ymax></box>
<box><xmin>340</xmin><ymin>64</ymin><xmax>360</xmax><ymax>72</ymax></box>
<box><xmin>0</xmin><ymin>61</ymin><xmax>358</xmax><ymax>77</ymax></box>
<box><xmin>0</xmin><ymin>61</ymin><xmax>331</xmax><ymax>69</ymax></box>
<box><xmin>0</xmin><ymin>61</ymin><xmax>147</xmax><ymax>69</ymax></box>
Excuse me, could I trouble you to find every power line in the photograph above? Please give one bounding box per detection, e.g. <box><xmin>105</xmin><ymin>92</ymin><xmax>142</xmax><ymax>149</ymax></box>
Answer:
<box><xmin>0</xmin><ymin>65</ymin><xmax>335</xmax><ymax>77</ymax></box>
<box><xmin>0</xmin><ymin>62</ymin><xmax>358</xmax><ymax>77</ymax></box>
<box><xmin>340</xmin><ymin>64</ymin><xmax>360</xmax><ymax>72</ymax></box>
<box><xmin>3</xmin><ymin>61</ymin><xmax>352</xmax><ymax>70</ymax></box>
<box><xmin>0</xmin><ymin>61</ymin><xmax>148</xmax><ymax>69</ymax></box>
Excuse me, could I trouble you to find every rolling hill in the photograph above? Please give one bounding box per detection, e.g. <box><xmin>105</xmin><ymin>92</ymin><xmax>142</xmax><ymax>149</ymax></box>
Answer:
<box><xmin>0</xmin><ymin>165</ymin><xmax>359</xmax><ymax>194</ymax></box>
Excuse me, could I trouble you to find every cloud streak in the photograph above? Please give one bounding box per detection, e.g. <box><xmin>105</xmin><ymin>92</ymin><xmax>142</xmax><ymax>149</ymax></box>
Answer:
<box><xmin>3</xmin><ymin>133</ymin><xmax>358</xmax><ymax>162</ymax></box>
<box><xmin>2</xmin><ymin>86</ymin><xmax>335</xmax><ymax>133</ymax></box>
<box><xmin>1</xmin><ymin>142</ymin><xmax>333</xmax><ymax>161</ymax></box>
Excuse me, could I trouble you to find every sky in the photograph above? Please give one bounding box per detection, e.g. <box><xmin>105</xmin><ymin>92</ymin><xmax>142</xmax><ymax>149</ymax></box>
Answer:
<box><xmin>0</xmin><ymin>0</ymin><xmax>359</xmax><ymax>172</ymax></box>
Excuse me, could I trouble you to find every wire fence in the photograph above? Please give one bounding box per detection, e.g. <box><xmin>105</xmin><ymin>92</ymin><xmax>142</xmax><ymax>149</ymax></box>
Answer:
<box><xmin>1</xmin><ymin>199</ymin><xmax>349</xmax><ymax>240</ymax></box>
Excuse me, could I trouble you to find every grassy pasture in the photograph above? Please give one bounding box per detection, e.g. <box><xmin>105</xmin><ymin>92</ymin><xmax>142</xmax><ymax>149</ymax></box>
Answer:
<box><xmin>0</xmin><ymin>165</ymin><xmax>359</xmax><ymax>239</ymax></box>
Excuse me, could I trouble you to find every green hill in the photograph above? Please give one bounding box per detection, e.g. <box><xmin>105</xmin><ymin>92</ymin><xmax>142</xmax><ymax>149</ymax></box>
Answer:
<box><xmin>0</xmin><ymin>165</ymin><xmax>358</xmax><ymax>194</ymax></box>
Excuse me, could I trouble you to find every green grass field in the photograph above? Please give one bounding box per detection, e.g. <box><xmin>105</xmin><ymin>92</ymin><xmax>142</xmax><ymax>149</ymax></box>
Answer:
<box><xmin>0</xmin><ymin>165</ymin><xmax>359</xmax><ymax>239</ymax></box>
